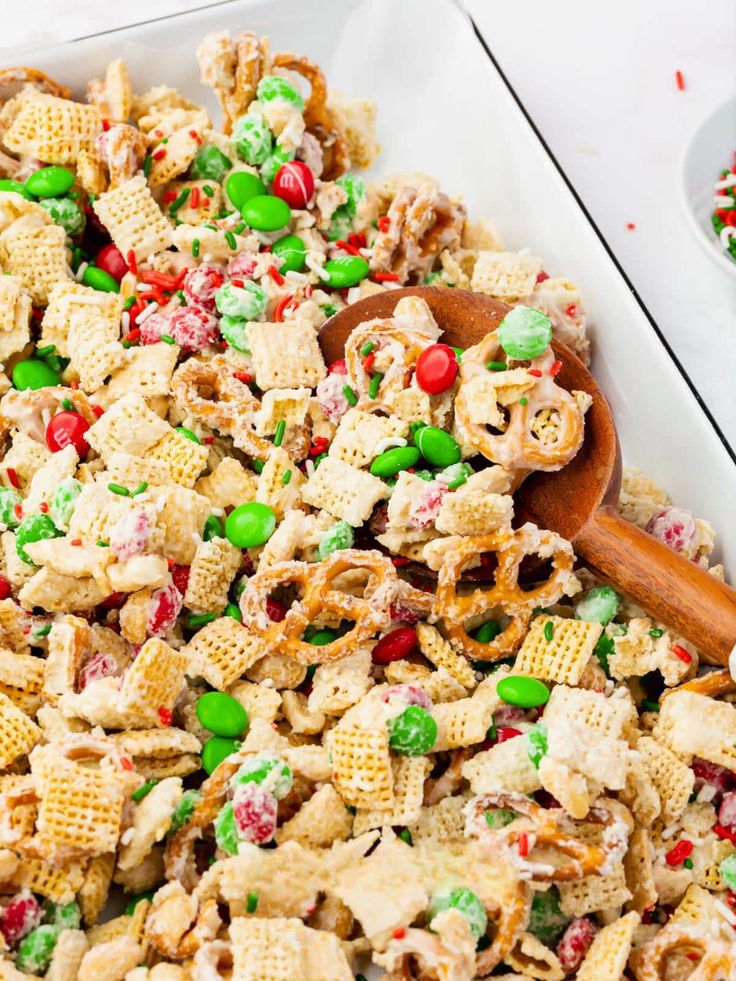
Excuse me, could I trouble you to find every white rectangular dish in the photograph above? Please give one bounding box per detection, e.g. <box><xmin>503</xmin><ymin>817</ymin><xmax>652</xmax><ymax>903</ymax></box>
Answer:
<box><xmin>17</xmin><ymin>0</ymin><xmax>735</xmax><ymax>579</ymax></box>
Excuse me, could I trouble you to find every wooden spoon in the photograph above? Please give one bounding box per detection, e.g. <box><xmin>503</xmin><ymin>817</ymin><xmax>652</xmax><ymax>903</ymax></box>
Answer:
<box><xmin>318</xmin><ymin>286</ymin><xmax>736</xmax><ymax>667</ymax></box>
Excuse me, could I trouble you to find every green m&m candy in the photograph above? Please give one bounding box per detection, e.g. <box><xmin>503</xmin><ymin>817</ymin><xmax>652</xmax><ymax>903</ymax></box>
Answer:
<box><xmin>232</xmin><ymin>753</ymin><xmax>293</xmax><ymax>799</ymax></box>
<box><xmin>190</xmin><ymin>144</ymin><xmax>233</xmax><ymax>182</ymax></box>
<box><xmin>257</xmin><ymin>75</ymin><xmax>304</xmax><ymax>109</ymax></box>
<box><xmin>214</xmin><ymin>801</ymin><xmax>241</xmax><ymax>854</ymax></box>
<box><xmin>0</xmin><ymin>487</ymin><xmax>22</xmax><ymax>529</ymax></box>
<box><xmin>388</xmin><ymin>705</ymin><xmax>437</xmax><ymax>755</ymax></box>
<box><xmin>415</xmin><ymin>426</ymin><xmax>461</xmax><ymax>467</ymax></box>
<box><xmin>0</xmin><ymin>178</ymin><xmax>34</xmax><ymax>199</ymax></box>
<box><xmin>529</xmin><ymin>887</ymin><xmax>570</xmax><ymax>946</ymax></box>
<box><xmin>215</xmin><ymin>281</ymin><xmax>268</xmax><ymax>320</ymax></box>
<box><xmin>497</xmin><ymin>306</ymin><xmax>552</xmax><ymax>360</ymax></box>
<box><xmin>50</xmin><ymin>476</ymin><xmax>82</xmax><ymax>531</ymax></box>
<box><xmin>225</xmin><ymin>170</ymin><xmax>266</xmax><ymax>209</ymax></box>
<box><xmin>202</xmin><ymin>513</ymin><xmax>223</xmax><ymax>541</ymax></box>
<box><xmin>16</xmin><ymin>925</ymin><xmax>60</xmax><ymax>974</ymax></box>
<box><xmin>575</xmin><ymin>585</ymin><xmax>621</xmax><ymax>626</ymax></box>
<box><xmin>526</xmin><ymin>721</ymin><xmax>548</xmax><ymax>769</ymax></box>
<box><xmin>309</xmin><ymin>628</ymin><xmax>337</xmax><ymax>646</ymax></box>
<box><xmin>82</xmin><ymin>265</ymin><xmax>120</xmax><ymax>293</ymax></box>
<box><xmin>202</xmin><ymin>735</ymin><xmax>241</xmax><ymax>775</ymax></box>
<box><xmin>12</xmin><ymin>358</ymin><xmax>60</xmax><ymax>390</ymax></box>
<box><xmin>323</xmin><ymin>255</ymin><xmax>369</xmax><ymax>288</ymax></box>
<box><xmin>497</xmin><ymin>675</ymin><xmax>550</xmax><ymax>709</ymax></box>
<box><xmin>326</xmin><ymin>205</ymin><xmax>353</xmax><ymax>242</ymax></box>
<box><xmin>219</xmin><ymin>315</ymin><xmax>250</xmax><ymax>353</ymax></box>
<box><xmin>318</xmin><ymin>520</ymin><xmax>354</xmax><ymax>559</ymax></box>
<box><xmin>271</xmin><ymin>234</ymin><xmax>306</xmax><ymax>273</ymax></box>
<box><xmin>225</xmin><ymin>502</ymin><xmax>276</xmax><ymax>548</ymax></box>
<box><xmin>25</xmin><ymin>165</ymin><xmax>75</xmax><ymax>198</ymax></box>
<box><xmin>241</xmin><ymin>193</ymin><xmax>291</xmax><ymax>232</ymax></box>
<box><xmin>196</xmin><ymin>691</ymin><xmax>249</xmax><ymax>738</ymax></box>
<box><xmin>719</xmin><ymin>853</ymin><xmax>736</xmax><ymax>890</ymax></box>
<box><xmin>473</xmin><ymin>620</ymin><xmax>501</xmax><ymax>643</ymax></box>
<box><xmin>336</xmin><ymin>173</ymin><xmax>366</xmax><ymax>216</ymax></box>
<box><xmin>16</xmin><ymin>513</ymin><xmax>63</xmax><ymax>565</ymax></box>
<box><xmin>42</xmin><ymin>899</ymin><xmax>81</xmax><ymax>930</ymax></box>
<box><xmin>260</xmin><ymin>146</ymin><xmax>295</xmax><ymax>185</ymax></box>
<box><xmin>38</xmin><ymin>196</ymin><xmax>85</xmax><ymax>236</ymax></box>
<box><xmin>168</xmin><ymin>788</ymin><xmax>203</xmax><ymax>834</ymax></box>
<box><xmin>428</xmin><ymin>887</ymin><xmax>487</xmax><ymax>941</ymax></box>
<box><xmin>484</xmin><ymin>807</ymin><xmax>516</xmax><ymax>830</ymax></box>
<box><xmin>370</xmin><ymin>445</ymin><xmax>420</xmax><ymax>478</ymax></box>
<box><xmin>232</xmin><ymin>115</ymin><xmax>273</xmax><ymax>166</ymax></box>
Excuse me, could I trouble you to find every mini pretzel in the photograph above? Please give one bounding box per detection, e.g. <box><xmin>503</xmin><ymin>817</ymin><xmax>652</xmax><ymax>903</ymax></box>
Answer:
<box><xmin>197</xmin><ymin>32</ymin><xmax>269</xmax><ymax>135</ymax></box>
<box><xmin>272</xmin><ymin>53</ymin><xmax>348</xmax><ymax>180</ymax></box>
<box><xmin>661</xmin><ymin>667</ymin><xmax>736</xmax><ymax>702</ymax></box>
<box><xmin>96</xmin><ymin>123</ymin><xmax>147</xmax><ymax>189</ymax></box>
<box><xmin>0</xmin><ymin>68</ymin><xmax>71</xmax><ymax>101</ymax></box>
<box><xmin>466</xmin><ymin>791</ymin><xmax>620</xmax><ymax>882</ymax></box>
<box><xmin>629</xmin><ymin>924</ymin><xmax>736</xmax><ymax>981</ymax></box>
<box><xmin>369</xmin><ymin>185</ymin><xmax>466</xmax><ymax>282</ymax></box>
<box><xmin>240</xmin><ymin>548</ymin><xmax>400</xmax><ymax>664</ymax></box>
<box><xmin>455</xmin><ymin>334</ymin><xmax>585</xmax><ymax>472</ymax></box>
<box><xmin>1</xmin><ymin>386</ymin><xmax>98</xmax><ymax>443</ymax></box>
<box><xmin>433</xmin><ymin>526</ymin><xmax>576</xmax><ymax>661</ymax></box>
<box><xmin>171</xmin><ymin>355</ymin><xmax>271</xmax><ymax>460</ymax></box>
<box><xmin>345</xmin><ymin>319</ymin><xmax>429</xmax><ymax>407</ymax></box>
<box><xmin>475</xmin><ymin>880</ymin><xmax>531</xmax><ymax>977</ymax></box>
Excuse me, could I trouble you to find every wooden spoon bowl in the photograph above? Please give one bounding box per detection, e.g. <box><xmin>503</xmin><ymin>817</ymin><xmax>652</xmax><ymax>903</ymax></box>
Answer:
<box><xmin>319</xmin><ymin>287</ymin><xmax>736</xmax><ymax>666</ymax></box>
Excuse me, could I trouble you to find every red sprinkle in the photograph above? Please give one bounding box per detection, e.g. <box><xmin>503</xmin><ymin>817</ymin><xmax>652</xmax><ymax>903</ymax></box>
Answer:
<box><xmin>190</xmin><ymin>188</ymin><xmax>200</xmax><ymax>213</ymax></box>
<box><xmin>518</xmin><ymin>832</ymin><xmax>529</xmax><ymax>857</ymax></box>
<box><xmin>268</xmin><ymin>266</ymin><xmax>285</xmax><ymax>286</ymax></box>
<box><xmin>234</xmin><ymin>372</ymin><xmax>254</xmax><ymax>384</ymax></box>
<box><xmin>91</xmin><ymin>404</ymin><xmax>104</xmax><ymax>418</ymax></box>
<box><xmin>565</xmin><ymin>303</ymin><xmax>577</xmax><ymax>317</ymax></box>
<box><xmin>528</xmin><ymin>368</ymin><xmax>543</xmax><ymax>378</ymax></box>
<box><xmin>672</xmin><ymin>644</ymin><xmax>692</xmax><ymax>664</ymax></box>
<box><xmin>496</xmin><ymin>726</ymin><xmax>523</xmax><ymax>743</ymax></box>
<box><xmin>70</xmin><ymin>381</ymin><xmax>79</xmax><ymax>390</ymax></box>
<box><xmin>231</xmin><ymin>279</ymin><xmax>245</xmax><ymax>288</ymax></box>
<box><xmin>274</xmin><ymin>293</ymin><xmax>295</xmax><ymax>323</ymax></box>
<box><xmin>304</xmin><ymin>284</ymin><xmax>313</xmax><ymax>299</ymax></box>
<box><xmin>727</xmin><ymin>891</ymin><xmax>736</xmax><ymax>908</ymax></box>
<box><xmin>373</xmin><ymin>271</ymin><xmax>400</xmax><ymax>282</ymax></box>
<box><xmin>391</xmin><ymin>557</ymin><xmax>410</xmax><ymax>567</ymax></box>
<box><xmin>686</xmin><ymin>952</ymin><xmax>700</xmax><ymax>962</ymax></box>
<box><xmin>335</xmin><ymin>239</ymin><xmax>362</xmax><ymax>257</ymax></box>
<box><xmin>152</xmin><ymin>148</ymin><xmax>167</xmax><ymax>161</ymax></box>
<box><xmin>550</xmin><ymin>359</ymin><xmax>563</xmax><ymax>378</ymax></box>
<box><xmin>126</xmin><ymin>328</ymin><xmax>141</xmax><ymax>344</ymax></box>
<box><xmin>714</xmin><ymin>823</ymin><xmax>736</xmax><ymax>844</ymax></box>
<box><xmin>0</xmin><ymin>576</ymin><xmax>11</xmax><ymax>600</ymax></box>
<box><xmin>626</xmin><ymin>222</ymin><xmax>636</xmax><ymax>230</ymax></box>
<box><xmin>536</xmin><ymin>270</ymin><xmax>550</xmax><ymax>283</ymax></box>
<box><xmin>363</xmin><ymin>352</ymin><xmax>376</xmax><ymax>373</ymax></box>
<box><xmin>189</xmin><ymin>130</ymin><xmax>202</xmax><ymax>143</ymax></box>
<box><xmin>675</xmin><ymin>70</ymin><xmax>685</xmax><ymax>91</ymax></box>
<box><xmin>126</xmin><ymin>250</ymin><xmax>138</xmax><ymax>274</ymax></box>
<box><xmin>349</xmin><ymin>232</ymin><xmax>367</xmax><ymax>249</ymax></box>
<box><xmin>70</xmin><ymin>539</ymin><xmax>82</xmax><ymax>547</ymax></box>
<box><xmin>203</xmin><ymin>435</ymin><xmax>214</xmax><ymax>444</ymax></box>
<box><xmin>162</xmin><ymin>190</ymin><xmax>177</xmax><ymax>204</ymax></box>
<box><xmin>13</xmin><ymin>504</ymin><xmax>22</xmax><ymax>520</ymax></box>
<box><xmin>39</xmin><ymin>502</ymin><xmax>48</xmax><ymax>513</ymax></box>
<box><xmin>158</xmin><ymin>706</ymin><xmax>173</xmax><ymax>726</ymax></box>
<box><xmin>392</xmin><ymin>928</ymin><xmax>406</xmax><ymax>940</ymax></box>
<box><xmin>6</xmin><ymin>468</ymin><xmax>19</xmax><ymax>489</ymax></box>
<box><xmin>665</xmin><ymin>839</ymin><xmax>693</xmax><ymax>866</ymax></box>
<box><xmin>377</xmin><ymin>216</ymin><xmax>391</xmax><ymax>233</ymax></box>
<box><xmin>121</xmin><ymin>756</ymin><xmax>133</xmax><ymax>771</ymax></box>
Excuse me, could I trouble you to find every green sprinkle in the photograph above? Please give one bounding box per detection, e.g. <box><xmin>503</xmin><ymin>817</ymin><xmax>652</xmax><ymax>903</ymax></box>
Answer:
<box><xmin>161</xmin><ymin>137</ymin><xmax>169</xmax><ymax>145</ymax></box>
<box><xmin>447</xmin><ymin>475</ymin><xmax>466</xmax><ymax>490</ymax></box>
<box><xmin>368</xmin><ymin>371</ymin><xmax>383</xmax><ymax>400</ymax></box>
<box><xmin>544</xmin><ymin>620</ymin><xmax>554</xmax><ymax>642</ymax></box>
<box><xmin>143</xmin><ymin>154</ymin><xmax>152</xmax><ymax>178</ymax></box>
<box><xmin>36</xmin><ymin>344</ymin><xmax>56</xmax><ymax>357</ymax></box>
<box><xmin>343</xmin><ymin>384</ymin><xmax>358</xmax><ymax>406</ymax></box>
<box><xmin>107</xmin><ymin>483</ymin><xmax>129</xmax><ymax>496</ymax></box>
<box><xmin>132</xmin><ymin>779</ymin><xmax>158</xmax><ymax>802</ymax></box>
<box><xmin>649</xmin><ymin>628</ymin><xmax>663</xmax><ymax>638</ymax></box>
<box><xmin>398</xmin><ymin>828</ymin><xmax>413</xmax><ymax>846</ymax></box>
<box><xmin>202</xmin><ymin>185</ymin><xmax>214</xmax><ymax>196</ymax></box>
<box><xmin>160</xmin><ymin>334</ymin><xmax>175</xmax><ymax>345</ymax></box>
<box><xmin>132</xmin><ymin>481</ymin><xmax>148</xmax><ymax>496</ymax></box>
<box><xmin>33</xmin><ymin>624</ymin><xmax>52</xmax><ymax>638</ymax></box>
<box><xmin>246</xmin><ymin>892</ymin><xmax>259</xmax><ymax>913</ymax></box>
<box><xmin>683</xmin><ymin>858</ymin><xmax>693</xmax><ymax>869</ymax></box>
<box><xmin>273</xmin><ymin>419</ymin><xmax>286</xmax><ymax>447</ymax></box>
<box><xmin>281</xmin><ymin>469</ymin><xmax>292</xmax><ymax>485</ymax></box>
<box><xmin>169</xmin><ymin>187</ymin><xmax>190</xmax><ymax>215</ymax></box>
<box><xmin>96</xmin><ymin>540</ymin><xmax>109</xmax><ymax>547</ymax></box>
<box><xmin>487</xmin><ymin>360</ymin><xmax>507</xmax><ymax>371</ymax></box>
<box><xmin>192</xmin><ymin>239</ymin><xmax>200</xmax><ymax>258</ymax></box>
<box><xmin>360</xmin><ymin>341</ymin><xmax>375</xmax><ymax>356</ymax></box>
<box><xmin>641</xmin><ymin>700</ymin><xmax>660</xmax><ymax>713</ymax></box>
<box><xmin>314</xmin><ymin>452</ymin><xmax>327</xmax><ymax>468</ymax></box>
<box><xmin>176</xmin><ymin>289</ymin><xmax>186</xmax><ymax>304</ymax></box>
<box><xmin>188</xmin><ymin>612</ymin><xmax>218</xmax><ymax>628</ymax></box>
<box><xmin>88</xmin><ymin>192</ymin><xmax>97</xmax><ymax>203</ymax></box>
<box><xmin>122</xmin><ymin>340</ymin><xmax>132</xmax><ymax>349</ymax></box>
<box><xmin>224</xmin><ymin>230</ymin><xmax>237</xmax><ymax>250</ymax></box>
<box><xmin>233</xmin><ymin>221</ymin><xmax>246</xmax><ymax>235</ymax></box>
<box><xmin>61</xmin><ymin>398</ymin><xmax>73</xmax><ymax>410</ymax></box>
<box><xmin>124</xmin><ymin>295</ymin><xmax>136</xmax><ymax>310</ymax></box>
<box><xmin>519</xmin><ymin>397</ymin><xmax>528</xmax><ymax>406</ymax></box>
<box><xmin>252</xmin><ymin>460</ymin><xmax>265</xmax><ymax>474</ymax></box>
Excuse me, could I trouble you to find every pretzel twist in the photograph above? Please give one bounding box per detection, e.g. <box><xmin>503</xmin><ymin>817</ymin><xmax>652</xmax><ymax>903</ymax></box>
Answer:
<box><xmin>466</xmin><ymin>791</ymin><xmax>620</xmax><ymax>882</ymax></box>
<box><xmin>629</xmin><ymin>924</ymin><xmax>736</xmax><ymax>981</ymax></box>
<box><xmin>0</xmin><ymin>68</ymin><xmax>71</xmax><ymax>100</ymax></box>
<box><xmin>661</xmin><ymin>667</ymin><xmax>736</xmax><ymax>702</ymax></box>
<box><xmin>455</xmin><ymin>335</ymin><xmax>585</xmax><ymax>472</ymax></box>
<box><xmin>240</xmin><ymin>548</ymin><xmax>401</xmax><ymax>664</ymax></box>
<box><xmin>1</xmin><ymin>386</ymin><xmax>98</xmax><ymax>444</ymax></box>
<box><xmin>345</xmin><ymin>320</ymin><xmax>430</xmax><ymax>408</ymax></box>
<box><xmin>197</xmin><ymin>32</ymin><xmax>268</xmax><ymax>135</ymax></box>
<box><xmin>433</xmin><ymin>526</ymin><xmax>576</xmax><ymax>661</ymax></box>
<box><xmin>171</xmin><ymin>355</ymin><xmax>271</xmax><ymax>460</ymax></box>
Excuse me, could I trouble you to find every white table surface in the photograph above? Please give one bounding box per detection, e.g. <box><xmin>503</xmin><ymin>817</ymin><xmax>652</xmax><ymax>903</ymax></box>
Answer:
<box><xmin>3</xmin><ymin>0</ymin><xmax>735</xmax><ymax>446</ymax></box>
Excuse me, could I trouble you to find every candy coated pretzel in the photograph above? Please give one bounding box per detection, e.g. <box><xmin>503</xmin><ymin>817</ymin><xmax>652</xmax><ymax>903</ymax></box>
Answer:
<box><xmin>197</xmin><ymin>32</ymin><xmax>268</xmax><ymax>135</ymax></box>
<box><xmin>434</xmin><ymin>526</ymin><xmax>576</xmax><ymax>662</ymax></box>
<box><xmin>1</xmin><ymin>386</ymin><xmax>98</xmax><ymax>444</ymax></box>
<box><xmin>455</xmin><ymin>333</ymin><xmax>584</xmax><ymax>472</ymax></box>
<box><xmin>345</xmin><ymin>320</ymin><xmax>429</xmax><ymax>407</ymax></box>
<box><xmin>240</xmin><ymin>548</ymin><xmax>400</xmax><ymax>665</ymax></box>
<box><xmin>629</xmin><ymin>924</ymin><xmax>736</xmax><ymax>981</ymax></box>
<box><xmin>467</xmin><ymin>791</ymin><xmax>617</xmax><ymax>882</ymax></box>
<box><xmin>171</xmin><ymin>354</ymin><xmax>271</xmax><ymax>460</ymax></box>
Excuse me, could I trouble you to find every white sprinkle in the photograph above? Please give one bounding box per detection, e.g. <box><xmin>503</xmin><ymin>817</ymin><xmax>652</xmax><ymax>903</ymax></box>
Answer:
<box><xmin>306</xmin><ymin>254</ymin><xmax>330</xmax><ymax>281</ymax></box>
<box><xmin>156</xmin><ymin>494</ymin><xmax>167</xmax><ymax>512</ymax></box>
<box><xmin>133</xmin><ymin>492</ymin><xmax>150</xmax><ymax>503</ymax></box>
<box><xmin>719</xmin><ymin>226</ymin><xmax>736</xmax><ymax>248</ymax></box>
<box><xmin>305</xmin><ymin>459</ymin><xmax>315</xmax><ymax>478</ymax></box>
<box><xmin>74</xmin><ymin>261</ymin><xmax>88</xmax><ymax>282</ymax></box>
<box><xmin>715</xmin><ymin>898</ymin><xmax>736</xmax><ymax>927</ymax></box>
<box><xmin>121</xmin><ymin>311</ymin><xmax>130</xmax><ymax>334</ymax></box>
<box><xmin>373</xmin><ymin>436</ymin><xmax>407</xmax><ymax>455</ymax></box>
<box><xmin>137</xmin><ymin>282</ymin><xmax>154</xmax><ymax>292</ymax></box>
<box><xmin>696</xmin><ymin>782</ymin><xmax>717</xmax><ymax>803</ymax></box>
<box><xmin>211</xmin><ymin>507</ymin><xmax>225</xmax><ymax>517</ymax></box>
<box><xmin>714</xmin><ymin>195</ymin><xmax>735</xmax><ymax>207</ymax></box>
<box><xmin>201</xmin><ymin>253</ymin><xmax>213</xmax><ymax>263</ymax></box>
<box><xmin>715</xmin><ymin>174</ymin><xmax>736</xmax><ymax>190</ymax></box>
<box><xmin>120</xmin><ymin>827</ymin><xmax>135</xmax><ymax>845</ymax></box>
<box><xmin>191</xmin><ymin>531</ymin><xmax>203</xmax><ymax>546</ymax></box>
<box><xmin>346</xmin><ymin>286</ymin><xmax>361</xmax><ymax>305</ymax></box>
<box><xmin>136</xmin><ymin>302</ymin><xmax>159</xmax><ymax>323</ymax></box>
<box><xmin>660</xmin><ymin>822</ymin><xmax>679</xmax><ymax>840</ymax></box>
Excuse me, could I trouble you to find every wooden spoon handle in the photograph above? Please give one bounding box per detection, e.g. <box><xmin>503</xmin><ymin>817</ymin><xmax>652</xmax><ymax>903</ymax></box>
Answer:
<box><xmin>575</xmin><ymin>506</ymin><xmax>736</xmax><ymax>666</ymax></box>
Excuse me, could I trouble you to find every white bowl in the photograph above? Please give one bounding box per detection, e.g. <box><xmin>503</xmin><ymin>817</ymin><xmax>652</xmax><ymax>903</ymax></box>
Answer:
<box><xmin>680</xmin><ymin>95</ymin><xmax>736</xmax><ymax>277</ymax></box>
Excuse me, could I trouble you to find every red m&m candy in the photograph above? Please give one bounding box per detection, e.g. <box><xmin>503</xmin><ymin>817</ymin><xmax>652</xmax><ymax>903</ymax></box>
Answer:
<box><xmin>272</xmin><ymin>161</ymin><xmax>314</xmax><ymax>209</ymax></box>
<box><xmin>415</xmin><ymin>343</ymin><xmax>458</xmax><ymax>394</ymax></box>
<box><xmin>46</xmin><ymin>411</ymin><xmax>91</xmax><ymax>456</ymax></box>
<box><xmin>372</xmin><ymin>626</ymin><xmax>417</xmax><ymax>664</ymax></box>
<box><xmin>95</xmin><ymin>244</ymin><xmax>129</xmax><ymax>283</ymax></box>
